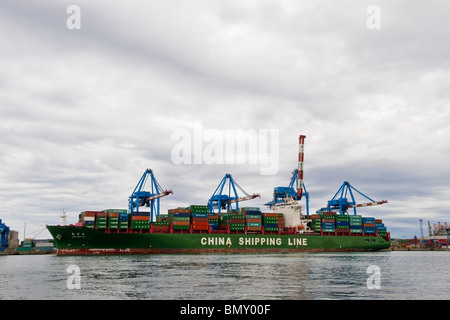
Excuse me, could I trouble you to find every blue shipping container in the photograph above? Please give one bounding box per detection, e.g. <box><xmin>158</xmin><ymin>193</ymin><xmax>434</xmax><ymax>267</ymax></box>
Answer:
<box><xmin>322</xmin><ymin>222</ymin><xmax>335</xmax><ymax>227</ymax></box>
<box><xmin>192</xmin><ymin>213</ymin><xmax>208</xmax><ymax>217</ymax></box>
<box><xmin>132</xmin><ymin>212</ymin><xmax>151</xmax><ymax>216</ymax></box>
<box><xmin>173</xmin><ymin>212</ymin><xmax>190</xmax><ymax>217</ymax></box>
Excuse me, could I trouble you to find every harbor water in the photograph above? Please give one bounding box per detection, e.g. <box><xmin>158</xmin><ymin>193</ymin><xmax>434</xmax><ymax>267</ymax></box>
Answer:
<box><xmin>0</xmin><ymin>251</ymin><xmax>449</xmax><ymax>300</ymax></box>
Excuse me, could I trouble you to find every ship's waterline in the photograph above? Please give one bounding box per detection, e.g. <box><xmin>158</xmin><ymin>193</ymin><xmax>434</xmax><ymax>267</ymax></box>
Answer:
<box><xmin>47</xmin><ymin>226</ymin><xmax>390</xmax><ymax>255</ymax></box>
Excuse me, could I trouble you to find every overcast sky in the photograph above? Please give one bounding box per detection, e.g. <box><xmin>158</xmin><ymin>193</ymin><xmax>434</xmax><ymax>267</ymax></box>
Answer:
<box><xmin>1</xmin><ymin>0</ymin><xmax>449</xmax><ymax>240</ymax></box>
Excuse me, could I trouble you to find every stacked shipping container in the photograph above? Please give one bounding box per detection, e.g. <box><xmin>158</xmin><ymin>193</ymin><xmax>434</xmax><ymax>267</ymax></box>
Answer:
<box><xmin>311</xmin><ymin>212</ymin><xmax>385</xmax><ymax>236</ymax></box>
<box><xmin>190</xmin><ymin>205</ymin><xmax>209</xmax><ymax>231</ymax></box>
<box><xmin>241</xmin><ymin>207</ymin><xmax>262</xmax><ymax>232</ymax></box>
<box><xmin>130</xmin><ymin>212</ymin><xmax>150</xmax><ymax>230</ymax></box>
<box><xmin>74</xmin><ymin>207</ymin><xmax>385</xmax><ymax>238</ymax></box>
<box><xmin>262</xmin><ymin>213</ymin><xmax>284</xmax><ymax>232</ymax></box>
<box><xmin>74</xmin><ymin>206</ymin><xmax>286</xmax><ymax>233</ymax></box>
<box><xmin>168</xmin><ymin>208</ymin><xmax>190</xmax><ymax>230</ymax></box>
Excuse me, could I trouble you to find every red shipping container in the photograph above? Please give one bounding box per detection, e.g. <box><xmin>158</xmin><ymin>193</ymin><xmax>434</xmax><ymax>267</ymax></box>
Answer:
<box><xmin>263</xmin><ymin>213</ymin><xmax>278</xmax><ymax>217</ymax></box>
<box><xmin>169</xmin><ymin>208</ymin><xmax>191</xmax><ymax>214</ymax></box>
<box><xmin>192</xmin><ymin>223</ymin><xmax>209</xmax><ymax>230</ymax></box>
<box><xmin>153</xmin><ymin>225</ymin><xmax>169</xmax><ymax>231</ymax></box>
<box><xmin>363</xmin><ymin>223</ymin><xmax>376</xmax><ymax>227</ymax></box>
<box><xmin>192</xmin><ymin>217</ymin><xmax>209</xmax><ymax>222</ymax></box>
<box><xmin>131</xmin><ymin>216</ymin><xmax>150</xmax><ymax>221</ymax></box>
<box><xmin>82</xmin><ymin>211</ymin><xmax>101</xmax><ymax>217</ymax></box>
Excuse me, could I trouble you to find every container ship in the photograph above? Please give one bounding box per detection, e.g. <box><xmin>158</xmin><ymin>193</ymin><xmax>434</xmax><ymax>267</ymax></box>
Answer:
<box><xmin>47</xmin><ymin>135</ymin><xmax>391</xmax><ymax>255</ymax></box>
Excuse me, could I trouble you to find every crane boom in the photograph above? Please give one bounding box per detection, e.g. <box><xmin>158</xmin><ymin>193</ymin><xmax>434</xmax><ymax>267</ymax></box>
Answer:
<box><xmin>347</xmin><ymin>200</ymin><xmax>387</xmax><ymax>208</ymax></box>
<box><xmin>223</xmin><ymin>193</ymin><xmax>260</xmax><ymax>204</ymax></box>
<box><xmin>141</xmin><ymin>190</ymin><xmax>173</xmax><ymax>202</ymax></box>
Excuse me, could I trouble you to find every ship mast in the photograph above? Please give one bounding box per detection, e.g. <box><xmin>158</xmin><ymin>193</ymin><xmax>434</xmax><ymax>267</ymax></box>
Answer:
<box><xmin>60</xmin><ymin>209</ymin><xmax>67</xmax><ymax>226</ymax></box>
<box><xmin>297</xmin><ymin>135</ymin><xmax>306</xmax><ymax>199</ymax></box>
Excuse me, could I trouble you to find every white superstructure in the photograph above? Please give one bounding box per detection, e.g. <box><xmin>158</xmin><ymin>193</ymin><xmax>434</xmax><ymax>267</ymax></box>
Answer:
<box><xmin>271</xmin><ymin>198</ymin><xmax>313</xmax><ymax>233</ymax></box>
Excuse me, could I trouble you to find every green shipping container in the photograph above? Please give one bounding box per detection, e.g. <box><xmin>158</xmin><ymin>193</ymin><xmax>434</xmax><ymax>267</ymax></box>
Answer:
<box><xmin>247</xmin><ymin>222</ymin><xmax>262</xmax><ymax>227</ymax></box>
<box><xmin>173</xmin><ymin>225</ymin><xmax>190</xmax><ymax>230</ymax></box>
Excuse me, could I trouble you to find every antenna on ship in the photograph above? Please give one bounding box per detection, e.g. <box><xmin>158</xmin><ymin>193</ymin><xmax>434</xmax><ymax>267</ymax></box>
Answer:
<box><xmin>60</xmin><ymin>209</ymin><xmax>67</xmax><ymax>226</ymax></box>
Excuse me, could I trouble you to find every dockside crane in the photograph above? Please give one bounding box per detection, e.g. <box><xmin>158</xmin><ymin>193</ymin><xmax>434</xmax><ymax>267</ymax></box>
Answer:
<box><xmin>128</xmin><ymin>169</ymin><xmax>173</xmax><ymax>221</ymax></box>
<box><xmin>323</xmin><ymin>181</ymin><xmax>387</xmax><ymax>215</ymax></box>
<box><xmin>265</xmin><ymin>169</ymin><xmax>310</xmax><ymax>216</ymax></box>
<box><xmin>0</xmin><ymin>219</ymin><xmax>10</xmax><ymax>251</ymax></box>
<box><xmin>265</xmin><ymin>135</ymin><xmax>310</xmax><ymax>215</ymax></box>
<box><xmin>207</xmin><ymin>174</ymin><xmax>260</xmax><ymax>213</ymax></box>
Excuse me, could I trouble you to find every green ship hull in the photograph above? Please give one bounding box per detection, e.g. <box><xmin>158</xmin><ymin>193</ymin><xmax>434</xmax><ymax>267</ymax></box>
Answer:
<box><xmin>47</xmin><ymin>225</ymin><xmax>390</xmax><ymax>255</ymax></box>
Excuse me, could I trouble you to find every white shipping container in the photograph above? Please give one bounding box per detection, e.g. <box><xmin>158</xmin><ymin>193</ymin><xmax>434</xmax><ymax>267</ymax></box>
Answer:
<box><xmin>35</xmin><ymin>242</ymin><xmax>53</xmax><ymax>247</ymax></box>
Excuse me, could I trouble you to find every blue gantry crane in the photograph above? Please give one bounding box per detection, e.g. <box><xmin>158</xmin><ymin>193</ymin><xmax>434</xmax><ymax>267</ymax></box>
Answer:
<box><xmin>128</xmin><ymin>169</ymin><xmax>173</xmax><ymax>221</ymax></box>
<box><xmin>0</xmin><ymin>219</ymin><xmax>10</xmax><ymax>252</ymax></box>
<box><xmin>207</xmin><ymin>174</ymin><xmax>260</xmax><ymax>213</ymax></box>
<box><xmin>323</xmin><ymin>181</ymin><xmax>387</xmax><ymax>215</ymax></box>
<box><xmin>265</xmin><ymin>169</ymin><xmax>310</xmax><ymax>215</ymax></box>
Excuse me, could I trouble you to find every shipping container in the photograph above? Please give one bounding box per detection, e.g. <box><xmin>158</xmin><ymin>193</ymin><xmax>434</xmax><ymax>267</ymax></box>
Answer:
<box><xmin>173</xmin><ymin>225</ymin><xmax>190</xmax><ymax>230</ymax></box>
<box><xmin>241</xmin><ymin>207</ymin><xmax>260</xmax><ymax>212</ymax></box>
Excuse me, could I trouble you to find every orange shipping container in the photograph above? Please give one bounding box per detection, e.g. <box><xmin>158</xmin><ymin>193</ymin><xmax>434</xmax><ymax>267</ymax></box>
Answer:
<box><xmin>262</xmin><ymin>213</ymin><xmax>278</xmax><ymax>217</ymax></box>
<box><xmin>107</xmin><ymin>212</ymin><xmax>119</xmax><ymax>218</ymax></box>
<box><xmin>363</xmin><ymin>223</ymin><xmax>376</xmax><ymax>227</ymax></box>
<box><xmin>172</xmin><ymin>220</ymin><xmax>190</xmax><ymax>226</ymax></box>
<box><xmin>192</xmin><ymin>221</ymin><xmax>209</xmax><ymax>226</ymax></box>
